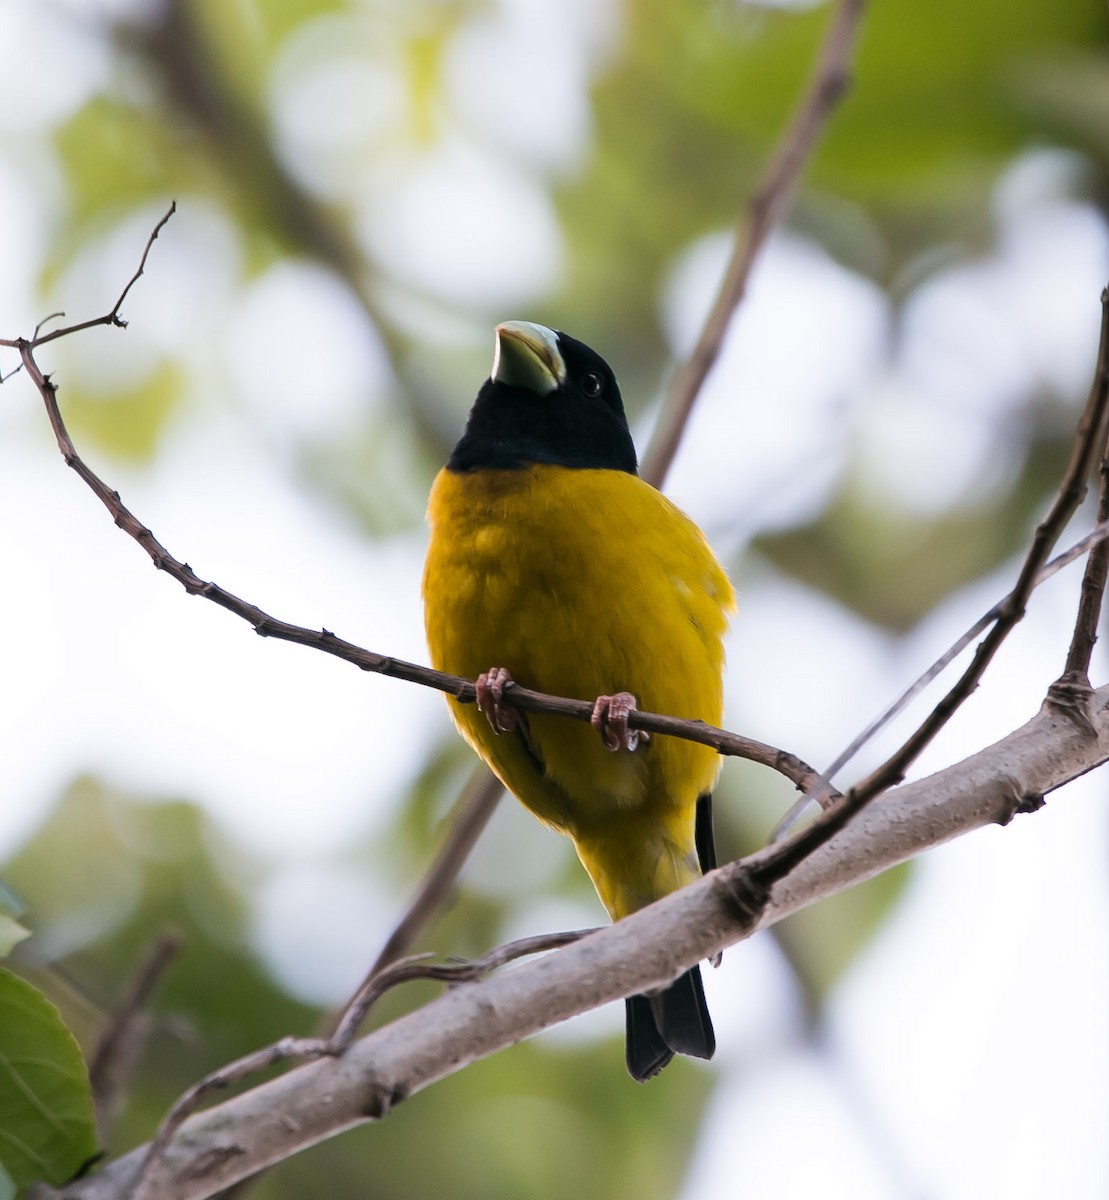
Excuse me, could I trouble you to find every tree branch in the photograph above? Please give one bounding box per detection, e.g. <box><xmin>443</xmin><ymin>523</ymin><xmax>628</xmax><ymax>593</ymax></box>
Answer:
<box><xmin>1063</xmin><ymin>286</ymin><xmax>1109</xmax><ymax>682</ymax></box>
<box><xmin>769</xmin><ymin>282</ymin><xmax>1109</xmax><ymax>852</ymax></box>
<box><xmin>641</xmin><ymin>0</ymin><xmax>866</xmax><ymax>485</ymax></box>
<box><xmin>130</xmin><ymin>931</ymin><xmax>590</xmax><ymax>1200</ymax></box>
<box><xmin>57</xmin><ymin>682</ymin><xmax>1109</xmax><ymax>1200</ymax></box>
<box><xmin>4</xmin><ymin>322</ymin><xmax>826</xmax><ymax>797</ymax></box>
<box><xmin>336</xmin><ymin>767</ymin><xmax>505</xmax><ymax>1015</ymax></box>
<box><xmin>88</xmin><ymin>931</ymin><xmax>182</xmax><ymax>1142</ymax></box>
<box><xmin>771</xmin><ymin>515</ymin><xmax>1109</xmax><ymax>841</ymax></box>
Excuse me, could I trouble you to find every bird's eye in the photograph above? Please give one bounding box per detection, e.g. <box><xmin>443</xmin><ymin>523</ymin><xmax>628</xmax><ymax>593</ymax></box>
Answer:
<box><xmin>581</xmin><ymin>371</ymin><xmax>603</xmax><ymax>397</ymax></box>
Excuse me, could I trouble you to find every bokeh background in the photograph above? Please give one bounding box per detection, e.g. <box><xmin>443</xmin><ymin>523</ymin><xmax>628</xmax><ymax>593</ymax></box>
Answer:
<box><xmin>2</xmin><ymin>0</ymin><xmax>1109</xmax><ymax>1196</ymax></box>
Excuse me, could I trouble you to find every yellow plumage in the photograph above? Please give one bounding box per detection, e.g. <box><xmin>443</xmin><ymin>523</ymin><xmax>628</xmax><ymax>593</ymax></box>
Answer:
<box><xmin>423</xmin><ymin>463</ymin><xmax>734</xmax><ymax>920</ymax></box>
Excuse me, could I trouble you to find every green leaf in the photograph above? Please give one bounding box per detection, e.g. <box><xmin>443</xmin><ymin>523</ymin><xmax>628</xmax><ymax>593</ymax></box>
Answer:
<box><xmin>0</xmin><ymin>917</ymin><xmax>30</xmax><ymax>959</ymax></box>
<box><xmin>0</xmin><ymin>1160</ymin><xmax>15</xmax><ymax>1200</ymax></box>
<box><xmin>0</xmin><ymin>967</ymin><xmax>98</xmax><ymax>1189</ymax></box>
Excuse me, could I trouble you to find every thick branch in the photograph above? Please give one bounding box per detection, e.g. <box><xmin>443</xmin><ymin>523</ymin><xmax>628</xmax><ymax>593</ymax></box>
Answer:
<box><xmin>58</xmin><ymin>685</ymin><xmax>1109</xmax><ymax>1200</ymax></box>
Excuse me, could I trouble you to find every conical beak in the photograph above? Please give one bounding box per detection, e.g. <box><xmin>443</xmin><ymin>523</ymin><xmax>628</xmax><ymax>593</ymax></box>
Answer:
<box><xmin>492</xmin><ymin>321</ymin><xmax>566</xmax><ymax>395</ymax></box>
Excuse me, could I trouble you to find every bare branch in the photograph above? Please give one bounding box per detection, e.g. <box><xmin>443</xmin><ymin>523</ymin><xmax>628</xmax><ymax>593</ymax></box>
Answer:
<box><xmin>338</xmin><ymin>767</ymin><xmax>505</xmax><ymax>1017</ymax></box>
<box><xmin>327</xmin><ymin>929</ymin><xmax>593</xmax><ymax>1050</ymax></box>
<box><xmin>131</xmin><ymin>931</ymin><xmax>592</xmax><ymax>1200</ymax></box>
<box><xmin>10</xmin><ymin>324</ymin><xmax>825</xmax><ymax>797</ymax></box>
<box><xmin>319</xmin><ymin>771</ymin><xmax>505</xmax><ymax>1052</ymax></box>
<box><xmin>1064</xmin><ymin>287</ymin><xmax>1109</xmax><ymax>681</ymax></box>
<box><xmin>58</xmin><ymin>684</ymin><xmax>1109</xmax><ymax>1200</ymax></box>
<box><xmin>772</xmin><ymin>513</ymin><xmax>1109</xmax><ymax>841</ymax></box>
<box><xmin>758</xmin><ymin>279</ymin><xmax>1109</xmax><ymax>880</ymax></box>
<box><xmin>641</xmin><ymin>0</ymin><xmax>866</xmax><ymax>485</ymax></box>
<box><xmin>88</xmin><ymin>930</ymin><xmax>182</xmax><ymax>1141</ymax></box>
<box><xmin>25</xmin><ymin>204</ymin><xmax>176</xmax><ymax>351</ymax></box>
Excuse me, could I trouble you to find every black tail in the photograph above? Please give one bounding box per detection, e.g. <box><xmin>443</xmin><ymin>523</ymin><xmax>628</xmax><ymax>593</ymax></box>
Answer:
<box><xmin>625</xmin><ymin>965</ymin><xmax>715</xmax><ymax>1082</ymax></box>
<box><xmin>625</xmin><ymin>792</ymin><xmax>719</xmax><ymax>1082</ymax></box>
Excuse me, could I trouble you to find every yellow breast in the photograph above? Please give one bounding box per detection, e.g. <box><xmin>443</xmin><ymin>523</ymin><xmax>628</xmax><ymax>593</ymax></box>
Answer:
<box><xmin>422</xmin><ymin>464</ymin><xmax>734</xmax><ymax>854</ymax></box>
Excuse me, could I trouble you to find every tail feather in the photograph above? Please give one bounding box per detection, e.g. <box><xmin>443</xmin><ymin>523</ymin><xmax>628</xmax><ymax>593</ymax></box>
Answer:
<box><xmin>625</xmin><ymin>994</ymin><xmax>674</xmax><ymax>1082</ymax></box>
<box><xmin>623</xmin><ymin>793</ymin><xmax>720</xmax><ymax>1082</ymax></box>
<box><xmin>625</xmin><ymin>965</ymin><xmax>715</xmax><ymax>1083</ymax></box>
<box><xmin>695</xmin><ymin>792</ymin><xmax>717</xmax><ymax>873</ymax></box>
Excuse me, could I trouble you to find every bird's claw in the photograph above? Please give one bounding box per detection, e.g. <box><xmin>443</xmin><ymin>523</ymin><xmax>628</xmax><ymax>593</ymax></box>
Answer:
<box><xmin>476</xmin><ymin>666</ymin><xmax>518</xmax><ymax>734</ymax></box>
<box><xmin>592</xmin><ymin>692</ymin><xmax>649</xmax><ymax>752</ymax></box>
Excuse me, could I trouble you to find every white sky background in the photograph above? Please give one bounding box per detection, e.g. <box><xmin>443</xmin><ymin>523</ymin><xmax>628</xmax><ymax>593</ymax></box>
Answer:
<box><xmin>1</xmin><ymin>2</ymin><xmax>1109</xmax><ymax>1198</ymax></box>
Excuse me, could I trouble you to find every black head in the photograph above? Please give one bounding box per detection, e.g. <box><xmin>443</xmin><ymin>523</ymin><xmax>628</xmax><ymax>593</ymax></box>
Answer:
<box><xmin>446</xmin><ymin>322</ymin><xmax>638</xmax><ymax>475</ymax></box>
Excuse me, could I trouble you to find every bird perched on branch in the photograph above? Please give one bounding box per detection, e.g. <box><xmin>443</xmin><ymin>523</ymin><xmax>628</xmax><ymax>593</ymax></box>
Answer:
<box><xmin>422</xmin><ymin>321</ymin><xmax>734</xmax><ymax>1080</ymax></box>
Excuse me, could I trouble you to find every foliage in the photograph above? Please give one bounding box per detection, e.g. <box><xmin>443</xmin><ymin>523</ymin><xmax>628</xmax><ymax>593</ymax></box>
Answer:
<box><xmin>0</xmin><ymin>967</ymin><xmax>97</xmax><ymax>1189</ymax></box>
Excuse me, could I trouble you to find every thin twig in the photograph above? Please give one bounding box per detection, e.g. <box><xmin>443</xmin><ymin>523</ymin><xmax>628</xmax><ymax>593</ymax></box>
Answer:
<box><xmin>1064</xmin><ymin>287</ymin><xmax>1109</xmax><ymax>680</ymax></box>
<box><xmin>1</xmin><ymin>204</ymin><xmax>176</xmax><ymax>355</ymax></box>
<box><xmin>88</xmin><ymin>931</ymin><xmax>182</xmax><ymax>1140</ymax></box>
<box><xmin>320</xmin><ymin>769</ymin><xmax>502</xmax><ymax>1040</ymax></box>
<box><xmin>327</xmin><ymin>929</ymin><xmax>593</xmax><ymax>1049</ymax></box>
<box><xmin>756</xmin><ymin>281</ymin><xmax>1109</xmax><ymax>882</ymax></box>
<box><xmin>771</xmin><ymin>512</ymin><xmax>1109</xmax><ymax>841</ymax></box>
<box><xmin>130</xmin><ymin>931</ymin><xmax>590</xmax><ymax>1200</ymax></box>
<box><xmin>328</xmin><ymin>767</ymin><xmax>505</xmax><ymax>1034</ymax></box>
<box><xmin>641</xmin><ymin>0</ymin><xmax>866</xmax><ymax>485</ymax></box>
<box><xmin>14</xmin><ymin>330</ymin><xmax>830</xmax><ymax>796</ymax></box>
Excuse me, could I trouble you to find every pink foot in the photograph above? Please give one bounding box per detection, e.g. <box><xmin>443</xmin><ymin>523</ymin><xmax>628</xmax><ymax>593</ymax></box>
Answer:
<box><xmin>591</xmin><ymin>691</ymin><xmax>649</xmax><ymax>752</ymax></box>
<box><xmin>476</xmin><ymin>666</ymin><xmax>518</xmax><ymax>734</ymax></box>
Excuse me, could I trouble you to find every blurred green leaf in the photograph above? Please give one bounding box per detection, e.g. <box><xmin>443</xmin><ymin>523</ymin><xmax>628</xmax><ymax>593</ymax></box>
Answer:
<box><xmin>62</xmin><ymin>361</ymin><xmax>183</xmax><ymax>463</ymax></box>
<box><xmin>0</xmin><ymin>966</ymin><xmax>98</xmax><ymax>1189</ymax></box>
<box><xmin>51</xmin><ymin>98</ymin><xmax>188</xmax><ymax>241</ymax></box>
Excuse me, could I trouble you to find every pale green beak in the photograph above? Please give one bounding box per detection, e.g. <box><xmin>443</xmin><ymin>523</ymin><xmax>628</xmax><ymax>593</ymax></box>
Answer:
<box><xmin>492</xmin><ymin>321</ymin><xmax>566</xmax><ymax>395</ymax></box>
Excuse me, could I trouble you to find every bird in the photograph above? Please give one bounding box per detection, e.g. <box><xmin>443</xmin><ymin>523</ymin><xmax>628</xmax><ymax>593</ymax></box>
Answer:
<box><xmin>422</xmin><ymin>321</ymin><xmax>735</xmax><ymax>1080</ymax></box>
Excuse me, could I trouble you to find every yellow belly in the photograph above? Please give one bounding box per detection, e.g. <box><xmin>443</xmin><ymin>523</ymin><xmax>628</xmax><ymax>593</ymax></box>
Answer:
<box><xmin>422</xmin><ymin>464</ymin><xmax>734</xmax><ymax>919</ymax></box>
